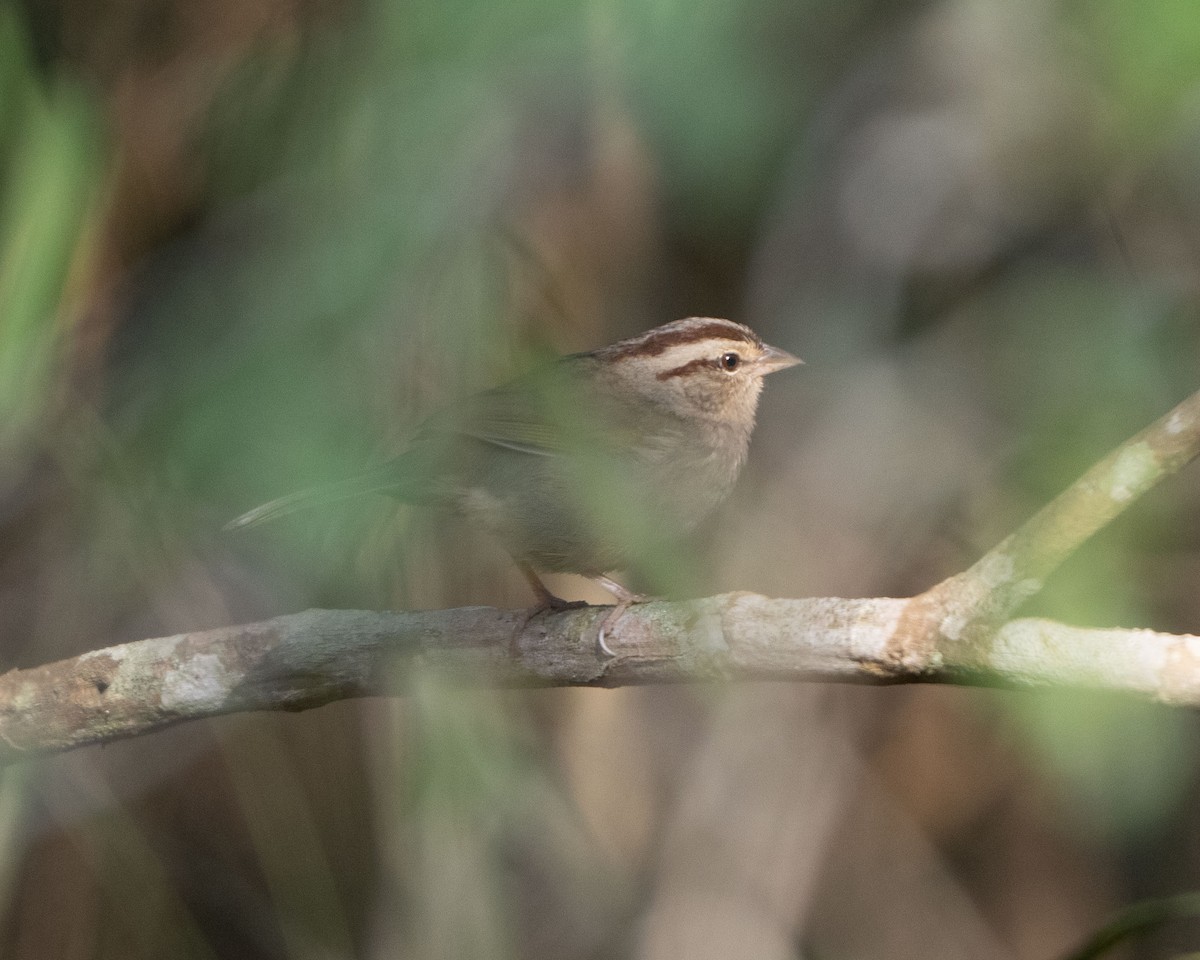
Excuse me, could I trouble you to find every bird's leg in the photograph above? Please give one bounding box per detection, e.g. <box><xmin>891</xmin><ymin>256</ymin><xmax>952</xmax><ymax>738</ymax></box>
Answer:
<box><xmin>511</xmin><ymin>564</ymin><xmax>591</xmax><ymax>658</ymax></box>
<box><xmin>591</xmin><ymin>575</ymin><xmax>653</xmax><ymax>657</ymax></box>
<box><xmin>591</xmin><ymin>574</ymin><xmax>649</xmax><ymax>605</ymax></box>
<box><xmin>519</xmin><ymin>564</ymin><xmax>590</xmax><ymax>612</ymax></box>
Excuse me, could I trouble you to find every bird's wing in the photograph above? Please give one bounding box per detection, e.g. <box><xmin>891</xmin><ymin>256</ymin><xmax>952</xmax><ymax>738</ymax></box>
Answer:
<box><xmin>412</xmin><ymin>379</ymin><xmax>564</xmax><ymax>457</ymax></box>
<box><xmin>413</xmin><ymin>360</ymin><xmax>625</xmax><ymax>458</ymax></box>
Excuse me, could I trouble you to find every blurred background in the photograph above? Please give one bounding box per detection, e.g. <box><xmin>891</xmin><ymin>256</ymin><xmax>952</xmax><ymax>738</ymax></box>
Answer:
<box><xmin>3</xmin><ymin>0</ymin><xmax>1200</xmax><ymax>956</ymax></box>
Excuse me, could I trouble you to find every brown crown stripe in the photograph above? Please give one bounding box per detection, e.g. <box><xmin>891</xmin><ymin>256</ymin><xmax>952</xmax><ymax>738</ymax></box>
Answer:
<box><xmin>655</xmin><ymin>357</ymin><xmax>714</xmax><ymax>380</ymax></box>
<box><xmin>603</xmin><ymin>319</ymin><xmax>760</xmax><ymax>360</ymax></box>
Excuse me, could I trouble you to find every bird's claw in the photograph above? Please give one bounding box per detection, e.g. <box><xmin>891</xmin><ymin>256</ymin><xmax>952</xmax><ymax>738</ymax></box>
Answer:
<box><xmin>596</xmin><ymin>620</ymin><xmax>617</xmax><ymax>658</ymax></box>
<box><xmin>595</xmin><ymin>598</ymin><xmax>641</xmax><ymax>658</ymax></box>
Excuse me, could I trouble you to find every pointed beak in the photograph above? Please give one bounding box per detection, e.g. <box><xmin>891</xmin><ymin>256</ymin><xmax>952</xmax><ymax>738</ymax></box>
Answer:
<box><xmin>758</xmin><ymin>344</ymin><xmax>803</xmax><ymax>374</ymax></box>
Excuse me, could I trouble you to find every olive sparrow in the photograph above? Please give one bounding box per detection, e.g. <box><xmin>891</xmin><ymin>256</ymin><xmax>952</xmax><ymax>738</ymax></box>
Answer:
<box><xmin>229</xmin><ymin>317</ymin><xmax>801</xmax><ymax>642</ymax></box>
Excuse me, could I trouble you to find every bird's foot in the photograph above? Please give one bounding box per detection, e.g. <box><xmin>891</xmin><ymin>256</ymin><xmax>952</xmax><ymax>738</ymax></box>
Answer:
<box><xmin>511</xmin><ymin>566</ymin><xmax>593</xmax><ymax>654</ymax></box>
<box><xmin>592</xmin><ymin>592</ymin><xmax>652</xmax><ymax>662</ymax></box>
<box><xmin>516</xmin><ymin>565</ymin><xmax>654</xmax><ymax>658</ymax></box>
<box><xmin>540</xmin><ymin>595</ymin><xmax>591</xmax><ymax>613</ymax></box>
<box><xmin>514</xmin><ymin>594</ymin><xmax>590</xmax><ymax>640</ymax></box>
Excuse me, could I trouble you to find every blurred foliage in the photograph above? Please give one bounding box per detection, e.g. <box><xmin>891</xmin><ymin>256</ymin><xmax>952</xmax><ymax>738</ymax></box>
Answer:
<box><xmin>1078</xmin><ymin>0</ymin><xmax>1200</xmax><ymax>147</ymax></box>
<box><xmin>1006</xmin><ymin>690</ymin><xmax>1193</xmax><ymax>843</ymax></box>
<box><xmin>8</xmin><ymin>0</ymin><xmax>1200</xmax><ymax>957</ymax></box>
<box><xmin>0</xmin><ymin>5</ymin><xmax>100</xmax><ymax>459</ymax></box>
<box><xmin>1061</xmin><ymin>891</ymin><xmax>1200</xmax><ymax>960</ymax></box>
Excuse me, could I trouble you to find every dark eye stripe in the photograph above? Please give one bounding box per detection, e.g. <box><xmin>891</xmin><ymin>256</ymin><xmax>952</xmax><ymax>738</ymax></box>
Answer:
<box><xmin>655</xmin><ymin>357</ymin><xmax>716</xmax><ymax>380</ymax></box>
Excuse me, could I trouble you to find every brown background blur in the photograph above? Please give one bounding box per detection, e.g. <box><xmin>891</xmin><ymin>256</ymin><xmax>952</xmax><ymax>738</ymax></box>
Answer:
<box><xmin>3</xmin><ymin>0</ymin><xmax>1200</xmax><ymax>957</ymax></box>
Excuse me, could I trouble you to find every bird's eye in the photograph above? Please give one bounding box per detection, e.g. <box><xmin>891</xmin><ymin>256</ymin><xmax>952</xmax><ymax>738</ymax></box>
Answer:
<box><xmin>719</xmin><ymin>352</ymin><xmax>741</xmax><ymax>372</ymax></box>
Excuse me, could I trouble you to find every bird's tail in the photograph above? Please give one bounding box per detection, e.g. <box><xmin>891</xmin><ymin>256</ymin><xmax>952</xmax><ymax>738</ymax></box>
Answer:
<box><xmin>224</xmin><ymin>464</ymin><xmax>404</xmax><ymax>530</ymax></box>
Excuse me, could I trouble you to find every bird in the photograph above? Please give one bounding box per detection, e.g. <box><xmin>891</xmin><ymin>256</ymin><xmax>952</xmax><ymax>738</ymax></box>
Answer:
<box><xmin>228</xmin><ymin>317</ymin><xmax>801</xmax><ymax>647</ymax></box>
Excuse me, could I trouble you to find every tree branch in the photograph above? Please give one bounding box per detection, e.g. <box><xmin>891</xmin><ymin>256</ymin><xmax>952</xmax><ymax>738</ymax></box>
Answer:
<box><xmin>4</xmin><ymin>385</ymin><xmax>1200</xmax><ymax>764</ymax></box>
<box><xmin>2</xmin><ymin>598</ymin><xmax>1200</xmax><ymax>765</ymax></box>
